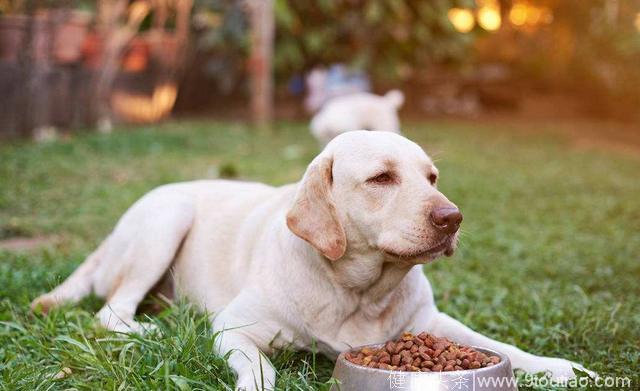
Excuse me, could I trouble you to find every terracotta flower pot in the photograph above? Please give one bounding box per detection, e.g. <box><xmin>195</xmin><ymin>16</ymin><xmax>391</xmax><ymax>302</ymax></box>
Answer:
<box><xmin>121</xmin><ymin>37</ymin><xmax>150</xmax><ymax>72</ymax></box>
<box><xmin>52</xmin><ymin>10</ymin><xmax>91</xmax><ymax>64</ymax></box>
<box><xmin>81</xmin><ymin>32</ymin><xmax>103</xmax><ymax>69</ymax></box>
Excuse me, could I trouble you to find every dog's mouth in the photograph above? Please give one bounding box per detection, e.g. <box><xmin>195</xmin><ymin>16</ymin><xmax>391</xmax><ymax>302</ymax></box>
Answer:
<box><xmin>381</xmin><ymin>235</ymin><xmax>456</xmax><ymax>261</ymax></box>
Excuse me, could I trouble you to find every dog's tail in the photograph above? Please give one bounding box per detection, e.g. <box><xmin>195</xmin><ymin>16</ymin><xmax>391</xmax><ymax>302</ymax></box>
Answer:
<box><xmin>30</xmin><ymin>238</ymin><xmax>105</xmax><ymax>313</ymax></box>
<box><xmin>384</xmin><ymin>89</ymin><xmax>404</xmax><ymax>109</ymax></box>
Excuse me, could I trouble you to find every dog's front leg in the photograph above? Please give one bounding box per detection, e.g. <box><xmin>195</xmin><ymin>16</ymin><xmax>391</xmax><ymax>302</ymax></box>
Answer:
<box><xmin>212</xmin><ymin>295</ymin><xmax>278</xmax><ymax>391</ymax></box>
<box><xmin>214</xmin><ymin>328</ymin><xmax>275</xmax><ymax>391</ymax></box>
<box><xmin>409</xmin><ymin>307</ymin><xmax>594</xmax><ymax>381</ymax></box>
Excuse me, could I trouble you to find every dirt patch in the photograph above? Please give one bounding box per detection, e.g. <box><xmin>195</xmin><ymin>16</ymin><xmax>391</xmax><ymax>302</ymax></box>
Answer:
<box><xmin>0</xmin><ymin>236</ymin><xmax>58</xmax><ymax>252</ymax></box>
<box><xmin>399</xmin><ymin>90</ymin><xmax>640</xmax><ymax>156</ymax></box>
<box><xmin>513</xmin><ymin>117</ymin><xmax>640</xmax><ymax>156</ymax></box>
<box><xmin>558</xmin><ymin>120</ymin><xmax>640</xmax><ymax>157</ymax></box>
<box><xmin>425</xmin><ymin>114</ymin><xmax>640</xmax><ymax>157</ymax></box>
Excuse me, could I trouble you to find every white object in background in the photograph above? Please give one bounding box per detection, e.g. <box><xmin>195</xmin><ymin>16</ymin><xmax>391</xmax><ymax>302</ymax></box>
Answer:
<box><xmin>310</xmin><ymin>89</ymin><xmax>404</xmax><ymax>145</ymax></box>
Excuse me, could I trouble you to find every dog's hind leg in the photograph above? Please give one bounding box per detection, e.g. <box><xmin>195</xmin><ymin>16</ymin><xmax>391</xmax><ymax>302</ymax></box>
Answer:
<box><xmin>31</xmin><ymin>241</ymin><xmax>106</xmax><ymax>313</ymax></box>
<box><xmin>32</xmin><ymin>186</ymin><xmax>195</xmax><ymax>334</ymax></box>
<box><xmin>95</xmin><ymin>195</ymin><xmax>195</xmax><ymax>334</ymax></box>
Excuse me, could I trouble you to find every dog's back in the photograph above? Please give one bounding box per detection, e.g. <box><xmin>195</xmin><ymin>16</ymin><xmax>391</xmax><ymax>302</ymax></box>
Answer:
<box><xmin>310</xmin><ymin>90</ymin><xmax>404</xmax><ymax>145</ymax></box>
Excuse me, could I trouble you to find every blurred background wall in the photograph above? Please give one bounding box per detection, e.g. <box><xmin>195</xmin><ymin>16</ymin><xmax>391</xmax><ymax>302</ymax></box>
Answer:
<box><xmin>1</xmin><ymin>0</ymin><xmax>639</xmax><ymax>139</ymax></box>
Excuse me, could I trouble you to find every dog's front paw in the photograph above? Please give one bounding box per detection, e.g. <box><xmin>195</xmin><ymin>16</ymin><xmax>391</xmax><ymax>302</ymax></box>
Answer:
<box><xmin>235</xmin><ymin>374</ymin><xmax>274</xmax><ymax>391</ymax></box>
<box><xmin>236</xmin><ymin>376</ymin><xmax>261</xmax><ymax>391</ymax></box>
<box><xmin>524</xmin><ymin>356</ymin><xmax>596</xmax><ymax>381</ymax></box>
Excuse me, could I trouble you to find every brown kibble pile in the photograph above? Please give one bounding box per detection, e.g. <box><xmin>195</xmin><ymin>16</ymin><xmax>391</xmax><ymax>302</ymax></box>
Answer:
<box><xmin>344</xmin><ymin>332</ymin><xmax>501</xmax><ymax>372</ymax></box>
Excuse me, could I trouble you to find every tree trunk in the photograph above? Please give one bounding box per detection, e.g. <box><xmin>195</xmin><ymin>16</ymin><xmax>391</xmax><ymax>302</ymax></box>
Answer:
<box><xmin>246</xmin><ymin>0</ymin><xmax>274</xmax><ymax>128</ymax></box>
<box><xmin>92</xmin><ymin>0</ymin><xmax>149</xmax><ymax>132</ymax></box>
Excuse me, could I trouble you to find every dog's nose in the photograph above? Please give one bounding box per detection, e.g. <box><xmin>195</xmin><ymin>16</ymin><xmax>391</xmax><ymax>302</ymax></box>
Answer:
<box><xmin>430</xmin><ymin>207</ymin><xmax>463</xmax><ymax>234</ymax></box>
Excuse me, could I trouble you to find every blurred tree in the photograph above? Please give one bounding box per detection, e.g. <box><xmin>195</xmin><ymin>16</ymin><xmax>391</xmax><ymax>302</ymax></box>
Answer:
<box><xmin>484</xmin><ymin>0</ymin><xmax>640</xmax><ymax>119</ymax></box>
<box><xmin>246</xmin><ymin>0</ymin><xmax>274</xmax><ymax>127</ymax></box>
<box><xmin>184</xmin><ymin>0</ymin><xmax>639</xmax><ymax>120</ymax></box>
<box><xmin>93</xmin><ymin>0</ymin><xmax>151</xmax><ymax>132</ymax></box>
<box><xmin>93</xmin><ymin>0</ymin><xmax>193</xmax><ymax>130</ymax></box>
<box><xmin>554</xmin><ymin>0</ymin><xmax>640</xmax><ymax>118</ymax></box>
<box><xmin>189</xmin><ymin>0</ymin><xmax>476</xmax><ymax>90</ymax></box>
<box><xmin>273</xmin><ymin>0</ymin><xmax>476</xmax><ymax>82</ymax></box>
<box><xmin>189</xmin><ymin>0</ymin><xmax>248</xmax><ymax>93</ymax></box>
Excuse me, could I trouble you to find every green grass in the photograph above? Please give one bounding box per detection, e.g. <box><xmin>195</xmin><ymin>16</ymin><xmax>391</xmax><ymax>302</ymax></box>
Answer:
<box><xmin>1</xmin><ymin>120</ymin><xmax>639</xmax><ymax>390</ymax></box>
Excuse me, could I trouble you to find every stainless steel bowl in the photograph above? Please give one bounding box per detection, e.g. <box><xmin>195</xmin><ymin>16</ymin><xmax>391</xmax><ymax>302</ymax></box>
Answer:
<box><xmin>331</xmin><ymin>345</ymin><xmax>517</xmax><ymax>391</ymax></box>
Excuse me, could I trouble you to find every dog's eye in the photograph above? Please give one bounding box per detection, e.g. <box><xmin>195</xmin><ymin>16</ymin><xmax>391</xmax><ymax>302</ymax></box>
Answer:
<box><xmin>428</xmin><ymin>173</ymin><xmax>438</xmax><ymax>185</ymax></box>
<box><xmin>368</xmin><ymin>172</ymin><xmax>394</xmax><ymax>185</ymax></box>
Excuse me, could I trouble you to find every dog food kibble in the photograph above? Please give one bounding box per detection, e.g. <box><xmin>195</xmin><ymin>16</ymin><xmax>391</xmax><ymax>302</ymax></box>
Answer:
<box><xmin>344</xmin><ymin>332</ymin><xmax>501</xmax><ymax>372</ymax></box>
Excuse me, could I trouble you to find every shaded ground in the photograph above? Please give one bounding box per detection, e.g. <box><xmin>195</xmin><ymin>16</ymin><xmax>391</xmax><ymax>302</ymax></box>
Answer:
<box><xmin>1</xmin><ymin>120</ymin><xmax>639</xmax><ymax>389</ymax></box>
<box><xmin>0</xmin><ymin>235</ymin><xmax>58</xmax><ymax>252</ymax></box>
<box><xmin>457</xmin><ymin>115</ymin><xmax>640</xmax><ymax>156</ymax></box>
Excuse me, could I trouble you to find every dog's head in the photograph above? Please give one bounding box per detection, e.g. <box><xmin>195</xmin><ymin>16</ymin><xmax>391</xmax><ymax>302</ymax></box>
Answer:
<box><xmin>287</xmin><ymin>131</ymin><xmax>461</xmax><ymax>263</ymax></box>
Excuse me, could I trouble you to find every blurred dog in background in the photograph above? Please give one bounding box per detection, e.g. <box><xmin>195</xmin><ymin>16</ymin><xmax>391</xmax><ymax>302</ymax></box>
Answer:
<box><xmin>310</xmin><ymin>90</ymin><xmax>404</xmax><ymax>145</ymax></box>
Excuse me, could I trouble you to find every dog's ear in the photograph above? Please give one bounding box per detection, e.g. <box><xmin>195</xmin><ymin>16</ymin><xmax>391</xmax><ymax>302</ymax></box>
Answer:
<box><xmin>384</xmin><ymin>89</ymin><xmax>404</xmax><ymax>109</ymax></box>
<box><xmin>286</xmin><ymin>156</ymin><xmax>346</xmax><ymax>261</ymax></box>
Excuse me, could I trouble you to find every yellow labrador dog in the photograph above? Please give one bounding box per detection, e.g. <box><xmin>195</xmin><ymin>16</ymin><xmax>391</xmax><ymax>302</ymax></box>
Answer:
<box><xmin>33</xmin><ymin>131</ymin><xmax>590</xmax><ymax>390</ymax></box>
<box><xmin>310</xmin><ymin>90</ymin><xmax>404</xmax><ymax>145</ymax></box>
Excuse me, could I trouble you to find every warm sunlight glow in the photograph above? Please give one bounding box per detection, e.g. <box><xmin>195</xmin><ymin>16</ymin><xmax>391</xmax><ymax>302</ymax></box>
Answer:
<box><xmin>509</xmin><ymin>4</ymin><xmax>528</xmax><ymax>26</ymax></box>
<box><xmin>448</xmin><ymin>8</ymin><xmax>475</xmax><ymax>33</ymax></box>
<box><xmin>112</xmin><ymin>83</ymin><xmax>178</xmax><ymax>123</ymax></box>
<box><xmin>635</xmin><ymin>13</ymin><xmax>640</xmax><ymax>32</ymax></box>
<box><xmin>541</xmin><ymin>8</ymin><xmax>554</xmax><ymax>24</ymax></box>
<box><xmin>509</xmin><ymin>2</ymin><xmax>554</xmax><ymax>29</ymax></box>
<box><xmin>478</xmin><ymin>5</ymin><xmax>502</xmax><ymax>31</ymax></box>
<box><xmin>526</xmin><ymin>6</ymin><xmax>542</xmax><ymax>25</ymax></box>
<box><xmin>128</xmin><ymin>1</ymin><xmax>150</xmax><ymax>25</ymax></box>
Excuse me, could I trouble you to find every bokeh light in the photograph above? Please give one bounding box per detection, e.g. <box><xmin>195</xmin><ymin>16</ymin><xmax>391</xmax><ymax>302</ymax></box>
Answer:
<box><xmin>509</xmin><ymin>2</ymin><xmax>553</xmax><ymax>29</ymax></box>
<box><xmin>448</xmin><ymin>8</ymin><xmax>475</xmax><ymax>33</ymax></box>
<box><xmin>477</xmin><ymin>2</ymin><xmax>502</xmax><ymax>31</ymax></box>
<box><xmin>509</xmin><ymin>4</ymin><xmax>528</xmax><ymax>26</ymax></box>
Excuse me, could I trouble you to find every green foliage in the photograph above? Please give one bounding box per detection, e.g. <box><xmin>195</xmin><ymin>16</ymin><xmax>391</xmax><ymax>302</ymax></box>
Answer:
<box><xmin>274</xmin><ymin>0</ymin><xmax>475</xmax><ymax>81</ymax></box>
<box><xmin>524</xmin><ymin>0</ymin><xmax>640</xmax><ymax>118</ymax></box>
<box><xmin>568</xmin><ymin>3</ymin><xmax>640</xmax><ymax>80</ymax></box>
<box><xmin>195</xmin><ymin>0</ymin><xmax>248</xmax><ymax>49</ymax></box>
<box><xmin>192</xmin><ymin>0</ymin><xmax>250</xmax><ymax>93</ymax></box>
<box><xmin>1</xmin><ymin>120</ymin><xmax>639</xmax><ymax>389</ymax></box>
<box><xmin>192</xmin><ymin>0</ymin><xmax>474</xmax><ymax>84</ymax></box>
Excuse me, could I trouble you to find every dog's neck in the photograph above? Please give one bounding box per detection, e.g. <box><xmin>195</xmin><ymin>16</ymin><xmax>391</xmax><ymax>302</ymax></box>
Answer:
<box><xmin>329</xmin><ymin>249</ymin><xmax>413</xmax><ymax>299</ymax></box>
<box><xmin>284</xmin><ymin>221</ymin><xmax>414</xmax><ymax>302</ymax></box>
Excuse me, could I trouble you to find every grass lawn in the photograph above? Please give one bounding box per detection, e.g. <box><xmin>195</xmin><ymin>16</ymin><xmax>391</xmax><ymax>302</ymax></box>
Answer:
<box><xmin>1</xmin><ymin>120</ymin><xmax>639</xmax><ymax>390</ymax></box>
